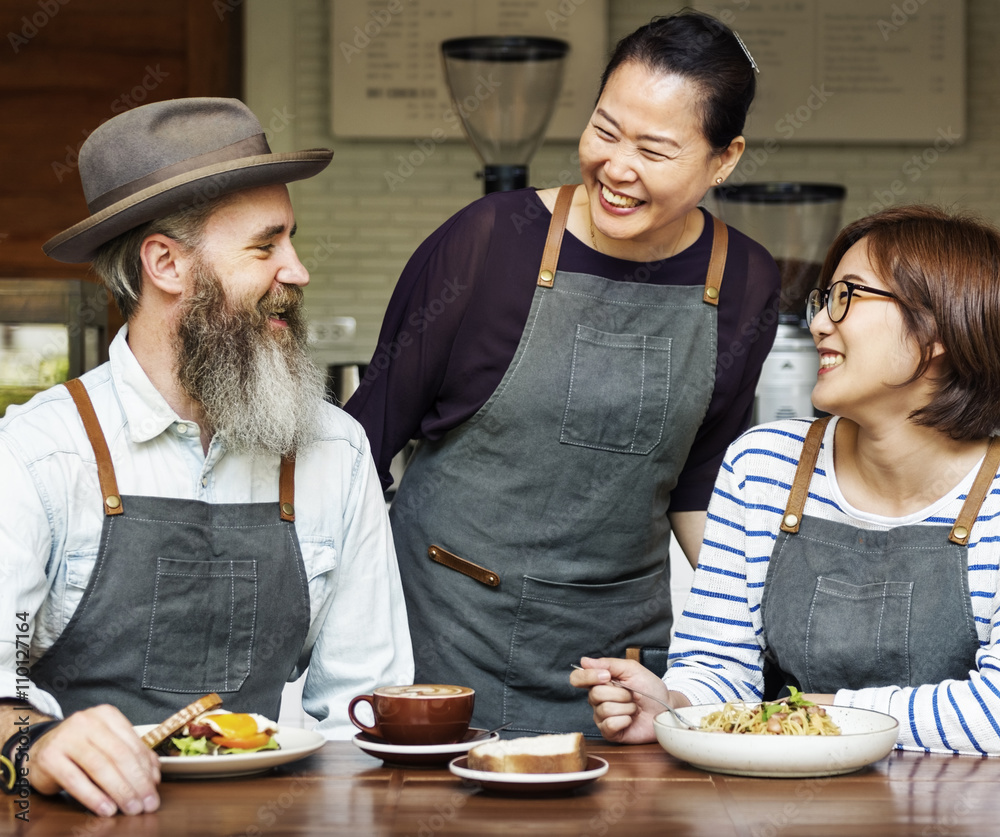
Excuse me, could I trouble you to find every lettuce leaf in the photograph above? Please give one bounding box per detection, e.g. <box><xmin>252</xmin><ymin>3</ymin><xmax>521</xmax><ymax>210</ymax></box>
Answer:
<box><xmin>167</xmin><ymin>734</ymin><xmax>279</xmax><ymax>757</ymax></box>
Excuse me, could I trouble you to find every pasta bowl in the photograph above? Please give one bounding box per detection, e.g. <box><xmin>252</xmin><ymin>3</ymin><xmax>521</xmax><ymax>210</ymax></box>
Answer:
<box><xmin>653</xmin><ymin>703</ymin><xmax>899</xmax><ymax>778</ymax></box>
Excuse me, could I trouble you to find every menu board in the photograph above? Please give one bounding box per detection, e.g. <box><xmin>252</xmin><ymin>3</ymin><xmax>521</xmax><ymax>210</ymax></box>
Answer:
<box><xmin>330</xmin><ymin>0</ymin><xmax>607</xmax><ymax>140</ymax></box>
<box><xmin>692</xmin><ymin>0</ymin><xmax>965</xmax><ymax>143</ymax></box>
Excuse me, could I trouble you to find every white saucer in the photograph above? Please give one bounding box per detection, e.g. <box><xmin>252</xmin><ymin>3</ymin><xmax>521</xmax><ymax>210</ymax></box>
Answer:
<box><xmin>448</xmin><ymin>755</ymin><xmax>609</xmax><ymax>794</ymax></box>
<box><xmin>353</xmin><ymin>728</ymin><xmax>500</xmax><ymax>767</ymax></box>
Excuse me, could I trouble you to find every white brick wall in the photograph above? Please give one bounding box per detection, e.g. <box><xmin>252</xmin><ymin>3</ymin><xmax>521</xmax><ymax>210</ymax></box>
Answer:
<box><xmin>248</xmin><ymin>0</ymin><xmax>1000</xmax><ymax>367</ymax></box>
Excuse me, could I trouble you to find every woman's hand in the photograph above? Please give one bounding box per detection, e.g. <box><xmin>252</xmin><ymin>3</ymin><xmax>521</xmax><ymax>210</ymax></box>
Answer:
<box><xmin>570</xmin><ymin>656</ymin><xmax>689</xmax><ymax>744</ymax></box>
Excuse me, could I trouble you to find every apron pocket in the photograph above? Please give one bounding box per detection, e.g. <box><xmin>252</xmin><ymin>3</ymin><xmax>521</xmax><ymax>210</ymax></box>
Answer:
<box><xmin>504</xmin><ymin>568</ymin><xmax>671</xmax><ymax>733</ymax></box>
<box><xmin>805</xmin><ymin>576</ymin><xmax>913</xmax><ymax>691</ymax></box>
<box><xmin>143</xmin><ymin>557</ymin><xmax>257</xmax><ymax>693</ymax></box>
<box><xmin>560</xmin><ymin>325</ymin><xmax>671</xmax><ymax>455</ymax></box>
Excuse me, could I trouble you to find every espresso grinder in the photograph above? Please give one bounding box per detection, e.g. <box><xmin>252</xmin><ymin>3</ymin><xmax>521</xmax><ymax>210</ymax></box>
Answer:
<box><xmin>712</xmin><ymin>182</ymin><xmax>846</xmax><ymax>424</ymax></box>
<box><xmin>440</xmin><ymin>36</ymin><xmax>569</xmax><ymax>194</ymax></box>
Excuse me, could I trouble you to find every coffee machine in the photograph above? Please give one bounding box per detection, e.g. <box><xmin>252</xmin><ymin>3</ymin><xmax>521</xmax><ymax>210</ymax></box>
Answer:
<box><xmin>711</xmin><ymin>183</ymin><xmax>846</xmax><ymax>424</ymax></box>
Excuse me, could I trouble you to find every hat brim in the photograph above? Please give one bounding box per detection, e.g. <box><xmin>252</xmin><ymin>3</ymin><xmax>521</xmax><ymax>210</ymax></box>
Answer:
<box><xmin>43</xmin><ymin>149</ymin><xmax>333</xmax><ymax>263</ymax></box>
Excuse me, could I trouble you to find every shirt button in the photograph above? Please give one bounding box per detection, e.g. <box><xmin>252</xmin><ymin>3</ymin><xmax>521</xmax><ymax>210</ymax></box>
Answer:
<box><xmin>177</xmin><ymin>423</ymin><xmax>188</xmax><ymax>434</ymax></box>
<box><xmin>201</xmin><ymin>477</ymin><xmax>208</xmax><ymax>487</ymax></box>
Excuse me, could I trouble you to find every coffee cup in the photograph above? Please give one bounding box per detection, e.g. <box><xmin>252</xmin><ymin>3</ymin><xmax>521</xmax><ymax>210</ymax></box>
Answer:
<box><xmin>348</xmin><ymin>684</ymin><xmax>475</xmax><ymax>745</ymax></box>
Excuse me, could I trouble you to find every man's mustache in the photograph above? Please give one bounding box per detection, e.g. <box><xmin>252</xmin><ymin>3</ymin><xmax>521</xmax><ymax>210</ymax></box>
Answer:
<box><xmin>257</xmin><ymin>284</ymin><xmax>305</xmax><ymax>317</ymax></box>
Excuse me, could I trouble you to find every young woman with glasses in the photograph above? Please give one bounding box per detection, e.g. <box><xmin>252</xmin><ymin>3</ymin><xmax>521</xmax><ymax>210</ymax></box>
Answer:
<box><xmin>573</xmin><ymin>204</ymin><xmax>1000</xmax><ymax>755</ymax></box>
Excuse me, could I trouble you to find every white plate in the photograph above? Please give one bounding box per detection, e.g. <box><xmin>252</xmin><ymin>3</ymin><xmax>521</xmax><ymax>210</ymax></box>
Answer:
<box><xmin>653</xmin><ymin>703</ymin><xmax>899</xmax><ymax>778</ymax></box>
<box><xmin>449</xmin><ymin>755</ymin><xmax>609</xmax><ymax>794</ymax></box>
<box><xmin>135</xmin><ymin>724</ymin><xmax>326</xmax><ymax>778</ymax></box>
<box><xmin>353</xmin><ymin>728</ymin><xmax>501</xmax><ymax>767</ymax></box>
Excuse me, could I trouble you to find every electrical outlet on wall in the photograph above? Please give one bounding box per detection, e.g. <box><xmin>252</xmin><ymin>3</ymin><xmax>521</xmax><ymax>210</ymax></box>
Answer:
<box><xmin>308</xmin><ymin>316</ymin><xmax>356</xmax><ymax>347</ymax></box>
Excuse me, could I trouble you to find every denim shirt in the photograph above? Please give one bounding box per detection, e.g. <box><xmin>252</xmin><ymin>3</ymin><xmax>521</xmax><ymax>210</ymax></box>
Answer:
<box><xmin>0</xmin><ymin>328</ymin><xmax>413</xmax><ymax>738</ymax></box>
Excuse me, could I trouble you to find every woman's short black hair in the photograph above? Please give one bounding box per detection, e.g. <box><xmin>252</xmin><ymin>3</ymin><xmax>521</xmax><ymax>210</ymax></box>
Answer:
<box><xmin>818</xmin><ymin>204</ymin><xmax>1000</xmax><ymax>440</ymax></box>
<box><xmin>599</xmin><ymin>9</ymin><xmax>757</xmax><ymax>154</ymax></box>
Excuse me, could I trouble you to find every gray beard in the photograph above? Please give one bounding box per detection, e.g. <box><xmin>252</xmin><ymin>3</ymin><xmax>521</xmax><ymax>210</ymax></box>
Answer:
<box><xmin>175</xmin><ymin>259</ymin><xmax>327</xmax><ymax>458</ymax></box>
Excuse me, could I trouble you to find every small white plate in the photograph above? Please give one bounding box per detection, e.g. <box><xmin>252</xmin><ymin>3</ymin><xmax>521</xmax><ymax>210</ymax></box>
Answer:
<box><xmin>353</xmin><ymin>728</ymin><xmax>500</xmax><ymax>767</ymax></box>
<box><xmin>448</xmin><ymin>755</ymin><xmax>609</xmax><ymax>794</ymax></box>
<box><xmin>653</xmin><ymin>703</ymin><xmax>899</xmax><ymax>778</ymax></box>
<box><xmin>135</xmin><ymin>725</ymin><xmax>326</xmax><ymax>778</ymax></box>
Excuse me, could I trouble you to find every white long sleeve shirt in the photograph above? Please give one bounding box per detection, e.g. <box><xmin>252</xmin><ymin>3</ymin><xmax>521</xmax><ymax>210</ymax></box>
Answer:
<box><xmin>665</xmin><ymin>417</ymin><xmax>1000</xmax><ymax>755</ymax></box>
<box><xmin>0</xmin><ymin>327</ymin><xmax>413</xmax><ymax>738</ymax></box>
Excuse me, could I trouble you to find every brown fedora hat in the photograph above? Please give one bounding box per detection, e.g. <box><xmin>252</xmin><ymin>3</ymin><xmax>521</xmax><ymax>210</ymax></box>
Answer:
<box><xmin>43</xmin><ymin>97</ymin><xmax>333</xmax><ymax>263</ymax></box>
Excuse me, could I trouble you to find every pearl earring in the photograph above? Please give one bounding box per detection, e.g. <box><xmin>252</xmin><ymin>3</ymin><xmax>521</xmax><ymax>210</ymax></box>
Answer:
<box><xmin>716</xmin><ymin>177</ymin><xmax>724</xmax><ymax>184</ymax></box>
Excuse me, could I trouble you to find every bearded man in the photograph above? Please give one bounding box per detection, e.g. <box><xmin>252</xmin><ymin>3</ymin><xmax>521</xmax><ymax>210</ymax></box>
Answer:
<box><xmin>0</xmin><ymin>98</ymin><xmax>412</xmax><ymax>818</ymax></box>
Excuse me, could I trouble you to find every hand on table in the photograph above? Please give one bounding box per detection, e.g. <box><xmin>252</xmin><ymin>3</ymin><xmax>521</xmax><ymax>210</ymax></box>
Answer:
<box><xmin>570</xmin><ymin>656</ymin><xmax>690</xmax><ymax>744</ymax></box>
<box><xmin>29</xmin><ymin>704</ymin><xmax>160</xmax><ymax>817</ymax></box>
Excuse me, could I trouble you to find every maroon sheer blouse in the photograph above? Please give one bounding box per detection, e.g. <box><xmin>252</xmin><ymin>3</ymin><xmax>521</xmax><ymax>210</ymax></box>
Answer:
<box><xmin>345</xmin><ymin>188</ymin><xmax>781</xmax><ymax>510</ymax></box>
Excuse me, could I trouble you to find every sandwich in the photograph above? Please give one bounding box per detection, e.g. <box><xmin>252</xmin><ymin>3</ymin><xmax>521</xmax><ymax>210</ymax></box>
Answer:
<box><xmin>141</xmin><ymin>693</ymin><xmax>280</xmax><ymax>756</ymax></box>
<box><xmin>467</xmin><ymin>732</ymin><xmax>587</xmax><ymax>774</ymax></box>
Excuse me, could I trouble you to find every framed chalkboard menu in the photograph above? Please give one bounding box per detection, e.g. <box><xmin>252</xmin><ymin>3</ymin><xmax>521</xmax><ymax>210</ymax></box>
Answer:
<box><xmin>330</xmin><ymin>0</ymin><xmax>607</xmax><ymax>141</ymax></box>
<box><xmin>693</xmin><ymin>0</ymin><xmax>965</xmax><ymax>143</ymax></box>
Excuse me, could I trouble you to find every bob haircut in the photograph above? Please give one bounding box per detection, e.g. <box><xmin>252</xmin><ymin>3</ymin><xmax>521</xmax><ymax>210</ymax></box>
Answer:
<box><xmin>598</xmin><ymin>9</ymin><xmax>756</xmax><ymax>154</ymax></box>
<box><xmin>816</xmin><ymin>204</ymin><xmax>1000</xmax><ymax>440</ymax></box>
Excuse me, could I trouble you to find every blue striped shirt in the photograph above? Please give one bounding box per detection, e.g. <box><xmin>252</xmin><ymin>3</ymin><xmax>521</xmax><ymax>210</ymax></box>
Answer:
<box><xmin>664</xmin><ymin>417</ymin><xmax>1000</xmax><ymax>756</ymax></box>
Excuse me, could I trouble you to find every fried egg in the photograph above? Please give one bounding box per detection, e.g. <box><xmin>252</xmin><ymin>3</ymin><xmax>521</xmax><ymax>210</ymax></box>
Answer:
<box><xmin>199</xmin><ymin>710</ymin><xmax>277</xmax><ymax>736</ymax></box>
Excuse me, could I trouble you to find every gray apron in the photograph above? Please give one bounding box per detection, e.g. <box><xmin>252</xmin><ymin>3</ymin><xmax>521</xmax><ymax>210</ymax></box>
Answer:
<box><xmin>390</xmin><ymin>185</ymin><xmax>729</xmax><ymax>734</ymax></box>
<box><xmin>30</xmin><ymin>379</ymin><xmax>311</xmax><ymax>725</ymax></box>
<box><xmin>761</xmin><ymin>416</ymin><xmax>998</xmax><ymax>694</ymax></box>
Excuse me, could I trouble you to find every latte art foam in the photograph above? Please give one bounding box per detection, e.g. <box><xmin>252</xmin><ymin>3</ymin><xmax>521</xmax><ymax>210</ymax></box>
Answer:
<box><xmin>377</xmin><ymin>684</ymin><xmax>473</xmax><ymax>698</ymax></box>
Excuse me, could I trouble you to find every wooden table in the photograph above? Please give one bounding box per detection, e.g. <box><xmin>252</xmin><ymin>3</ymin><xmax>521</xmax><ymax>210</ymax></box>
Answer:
<box><xmin>7</xmin><ymin>741</ymin><xmax>998</xmax><ymax>836</ymax></box>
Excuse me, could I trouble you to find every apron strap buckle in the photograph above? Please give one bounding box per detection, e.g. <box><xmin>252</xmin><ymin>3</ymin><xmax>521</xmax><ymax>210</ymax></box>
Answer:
<box><xmin>780</xmin><ymin>417</ymin><xmax>832</xmax><ymax>533</ymax></box>
<box><xmin>64</xmin><ymin>379</ymin><xmax>124</xmax><ymax>517</ymax></box>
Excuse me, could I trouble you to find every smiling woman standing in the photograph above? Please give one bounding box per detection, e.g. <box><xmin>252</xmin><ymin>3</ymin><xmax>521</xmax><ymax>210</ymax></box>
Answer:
<box><xmin>346</xmin><ymin>12</ymin><xmax>780</xmax><ymax>735</ymax></box>
<box><xmin>573</xmin><ymin>205</ymin><xmax>1000</xmax><ymax>754</ymax></box>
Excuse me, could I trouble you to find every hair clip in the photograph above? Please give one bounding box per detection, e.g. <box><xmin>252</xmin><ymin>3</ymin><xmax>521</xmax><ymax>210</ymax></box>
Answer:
<box><xmin>733</xmin><ymin>30</ymin><xmax>759</xmax><ymax>74</ymax></box>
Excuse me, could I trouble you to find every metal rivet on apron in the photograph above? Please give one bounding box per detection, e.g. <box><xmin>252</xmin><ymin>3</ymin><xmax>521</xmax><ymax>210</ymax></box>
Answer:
<box><xmin>953</xmin><ymin>525</ymin><xmax>969</xmax><ymax>541</ymax></box>
<box><xmin>705</xmin><ymin>286</ymin><xmax>719</xmax><ymax>300</ymax></box>
<box><xmin>783</xmin><ymin>513</ymin><xmax>798</xmax><ymax>528</ymax></box>
<box><xmin>281</xmin><ymin>502</ymin><xmax>295</xmax><ymax>517</ymax></box>
<box><xmin>538</xmin><ymin>269</ymin><xmax>554</xmax><ymax>287</ymax></box>
<box><xmin>105</xmin><ymin>495</ymin><xmax>121</xmax><ymax>510</ymax></box>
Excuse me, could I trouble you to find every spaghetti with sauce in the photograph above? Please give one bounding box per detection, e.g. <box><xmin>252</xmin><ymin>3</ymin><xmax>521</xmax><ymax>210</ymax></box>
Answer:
<box><xmin>699</xmin><ymin>689</ymin><xmax>841</xmax><ymax>736</ymax></box>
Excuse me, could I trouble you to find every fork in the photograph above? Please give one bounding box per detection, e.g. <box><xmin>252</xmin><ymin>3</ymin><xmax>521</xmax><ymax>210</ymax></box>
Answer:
<box><xmin>570</xmin><ymin>664</ymin><xmax>697</xmax><ymax>729</ymax></box>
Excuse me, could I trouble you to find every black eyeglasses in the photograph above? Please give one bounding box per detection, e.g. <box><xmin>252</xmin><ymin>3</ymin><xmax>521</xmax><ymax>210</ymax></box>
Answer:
<box><xmin>805</xmin><ymin>280</ymin><xmax>898</xmax><ymax>326</ymax></box>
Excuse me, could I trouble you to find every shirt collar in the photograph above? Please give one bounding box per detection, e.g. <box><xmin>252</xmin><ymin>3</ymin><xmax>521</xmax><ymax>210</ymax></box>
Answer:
<box><xmin>108</xmin><ymin>325</ymin><xmax>183</xmax><ymax>444</ymax></box>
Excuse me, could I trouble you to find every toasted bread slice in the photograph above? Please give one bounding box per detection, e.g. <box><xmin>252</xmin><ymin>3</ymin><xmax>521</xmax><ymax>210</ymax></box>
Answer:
<box><xmin>141</xmin><ymin>693</ymin><xmax>223</xmax><ymax>749</ymax></box>
<box><xmin>467</xmin><ymin>732</ymin><xmax>587</xmax><ymax>774</ymax></box>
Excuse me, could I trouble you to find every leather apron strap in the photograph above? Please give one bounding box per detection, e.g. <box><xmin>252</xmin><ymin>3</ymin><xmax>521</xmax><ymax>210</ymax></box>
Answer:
<box><xmin>64</xmin><ymin>377</ymin><xmax>296</xmax><ymax>521</ymax></box>
<box><xmin>536</xmin><ymin>185</ymin><xmax>730</xmax><ymax>304</ymax></box>
<box><xmin>537</xmin><ymin>185</ymin><xmax>575</xmax><ymax>287</ymax></box>
<box><xmin>702</xmin><ymin>216</ymin><xmax>728</xmax><ymax>306</ymax></box>
<box><xmin>779</xmin><ymin>416</ymin><xmax>832</xmax><ymax>533</ymax></box>
<box><xmin>64</xmin><ymin>378</ymin><xmax>123</xmax><ymax>516</ymax></box>
<box><xmin>948</xmin><ymin>435</ymin><xmax>1000</xmax><ymax>544</ymax></box>
<box><xmin>780</xmin><ymin>416</ymin><xmax>1000</xmax><ymax>544</ymax></box>
<box><xmin>279</xmin><ymin>455</ymin><xmax>295</xmax><ymax>521</ymax></box>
